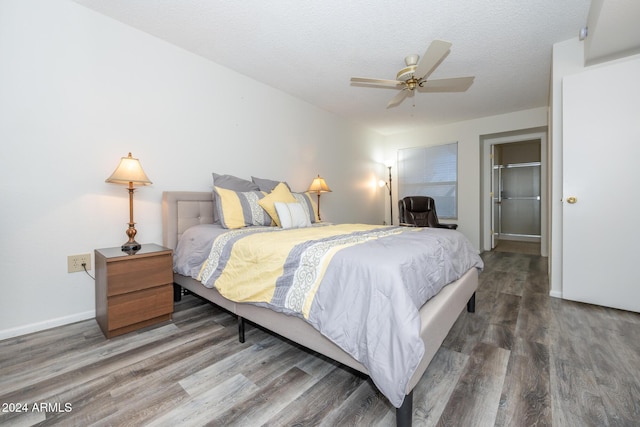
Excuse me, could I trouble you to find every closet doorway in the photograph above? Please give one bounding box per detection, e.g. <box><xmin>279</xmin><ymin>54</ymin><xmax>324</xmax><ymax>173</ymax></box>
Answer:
<box><xmin>491</xmin><ymin>140</ymin><xmax>541</xmax><ymax>254</ymax></box>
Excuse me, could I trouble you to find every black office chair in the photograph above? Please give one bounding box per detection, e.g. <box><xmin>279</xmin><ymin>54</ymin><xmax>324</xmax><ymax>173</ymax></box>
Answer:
<box><xmin>398</xmin><ymin>196</ymin><xmax>458</xmax><ymax>229</ymax></box>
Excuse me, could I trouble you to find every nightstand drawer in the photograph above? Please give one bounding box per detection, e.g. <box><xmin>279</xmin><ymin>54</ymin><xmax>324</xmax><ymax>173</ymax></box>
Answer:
<box><xmin>107</xmin><ymin>253</ymin><xmax>173</xmax><ymax>296</ymax></box>
<box><xmin>108</xmin><ymin>285</ymin><xmax>173</xmax><ymax>331</ymax></box>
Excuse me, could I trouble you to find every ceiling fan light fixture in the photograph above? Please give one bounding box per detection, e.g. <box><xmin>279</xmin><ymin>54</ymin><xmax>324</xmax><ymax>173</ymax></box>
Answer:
<box><xmin>396</xmin><ymin>65</ymin><xmax>417</xmax><ymax>81</ymax></box>
<box><xmin>404</xmin><ymin>54</ymin><xmax>419</xmax><ymax>66</ymax></box>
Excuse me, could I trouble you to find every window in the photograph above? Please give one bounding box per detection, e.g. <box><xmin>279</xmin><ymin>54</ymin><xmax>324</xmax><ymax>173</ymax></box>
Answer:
<box><xmin>397</xmin><ymin>142</ymin><xmax>458</xmax><ymax>219</ymax></box>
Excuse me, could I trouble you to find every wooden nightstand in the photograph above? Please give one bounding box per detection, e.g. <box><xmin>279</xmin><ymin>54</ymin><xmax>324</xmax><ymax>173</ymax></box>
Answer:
<box><xmin>95</xmin><ymin>244</ymin><xmax>174</xmax><ymax>338</ymax></box>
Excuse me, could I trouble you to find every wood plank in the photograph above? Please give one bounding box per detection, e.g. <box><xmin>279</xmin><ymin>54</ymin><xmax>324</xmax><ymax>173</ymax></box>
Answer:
<box><xmin>495</xmin><ymin>339</ymin><xmax>551</xmax><ymax>427</ymax></box>
<box><xmin>523</xmin><ymin>268</ymin><xmax>549</xmax><ymax>295</ymax></box>
<box><xmin>437</xmin><ymin>342</ymin><xmax>510</xmax><ymax>426</ymax></box>
<box><xmin>489</xmin><ymin>293</ymin><xmax>521</xmax><ymax>330</ymax></box>
<box><xmin>482</xmin><ymin>323</ymin><xmax>515</xmax><ymax>351</ymax></box>
<box><xmin>548</xmin><ymin>300</ymin><xmax>610</xmax><ymax>426</ymax></box>
<box><xmin>97</xmin><ymin>383</ymin><xmax>190</xmax><ymax>426</ymax></box>
<box><xmin>265</xmin><ymin>366</ymin><xmax>364</xmax><ymax>426</ymax></box>
<box><xmin>0</xmin><ymin>320</ymin><xmax>222</xmax><ymax>403</ymax></box>
<box><xmin>146</xmin><ymin>374</ymin><xmax>259</xmax><ymax>426</ymax></box>
<box><xmin>441</xmin><ymin>310</ymin><xmax>488</xmax><ymax>355</ymax></box>
<box><xmin>583</xmin><ymin>322</ymin><xmax>640</xmax><ymax>426</ymax></box>
<box><xmin>295</xmin><ymin>352</ymin><xmax>342</xmax><ymax>379</ymax></box>
<box><xmin>108</xmin><ymin>326</ymin><xmax>240</xmax><ymax>399</ymax></box>
<box><xmin>204</xmin><ymin>367</ymin><xmax>316</xmax><ymax>426</ymax></box>
<box><xmin>319</xmin><ymin>379</ymin><xmax>392</xmax><ymax>427</ymax></box>
<box><xmin>178</xmin><ymin>335</ymin><xmax>294</xmax><ymax>395</ymax></box>
<box><xmin>411</xmin><ymin>347</ymin><xmax>469</xmax><ymax>426</ymax></box>
<box><xmin>515</xmin><ymin>292</ymin><xmax>550</xmax><ymax>345</ymax></box>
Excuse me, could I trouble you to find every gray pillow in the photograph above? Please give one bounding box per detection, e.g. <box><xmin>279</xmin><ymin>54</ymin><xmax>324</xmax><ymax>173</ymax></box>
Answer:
<box><xmin>212</xmin><ymin>173</ymin><xmax>259</xmax><ymax>192</ymax></box>
<box><xmin>251</xmin><ymin>176</ymin><xmax>291</xmax><ymax>192</ymax></box>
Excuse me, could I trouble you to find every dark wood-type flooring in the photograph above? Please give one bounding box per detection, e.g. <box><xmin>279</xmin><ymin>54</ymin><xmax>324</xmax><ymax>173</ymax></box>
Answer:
<box><xmin>2</xmin><ymin>249</ymin><xmax>640</xmax><ymax>426</ymax></box>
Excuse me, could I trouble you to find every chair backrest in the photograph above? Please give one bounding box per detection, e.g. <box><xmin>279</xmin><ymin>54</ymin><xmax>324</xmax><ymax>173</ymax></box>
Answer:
<box><xmin>398</xmin><ymin>196</ymin><xmax>442</xmax><ymax>227</ymax></box>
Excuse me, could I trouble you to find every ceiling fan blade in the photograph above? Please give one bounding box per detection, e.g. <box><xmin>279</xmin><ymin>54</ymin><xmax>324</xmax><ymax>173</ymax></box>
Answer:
<box><xmin>418</xmin><ymin>76</ymin><xmax>475</xmax><ymax>92</ymax></box>
<box><xmin>387</xmin><ymin>89</ymin><xmax>412</xmax><ymax>108</ymax></box>
<box><xmin>351</xmin><ymin>77</ymin><xmax>404</xmax><ymax>88</ymax></box>
<box><xmin>414</xmin><ymin>40</ymin><xmax>452</xmax><ymax>79</ymax></box>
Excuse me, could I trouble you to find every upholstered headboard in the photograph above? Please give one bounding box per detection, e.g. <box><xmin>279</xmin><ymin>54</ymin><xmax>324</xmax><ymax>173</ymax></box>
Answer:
<box><xmin>162</xmin><ymin>191</ymin><xmax>215</xmax><ymax>250</ymax></box>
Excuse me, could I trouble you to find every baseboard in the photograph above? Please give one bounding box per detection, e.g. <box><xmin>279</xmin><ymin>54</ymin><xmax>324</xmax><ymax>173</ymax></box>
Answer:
<box><xmin>549</xmin><ymin>290</ymin><xmax>562</xmax><ymax>299</ymax></box>
<box><xmin>497</xmin><ymin>235</ymin><xmax>541</xmax><ymax>243</ymax></box>
<box><xmin>0</xmin><ymin>310</ymin><xmax>95</xmax><ymax>341</ymax></box>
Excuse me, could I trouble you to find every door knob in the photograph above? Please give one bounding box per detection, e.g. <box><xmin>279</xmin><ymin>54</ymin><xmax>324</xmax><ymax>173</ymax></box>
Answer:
<box><xmin>566</xmin><ymin>196</ymin><xmax>577</xmax><ymax>204</ymax></box>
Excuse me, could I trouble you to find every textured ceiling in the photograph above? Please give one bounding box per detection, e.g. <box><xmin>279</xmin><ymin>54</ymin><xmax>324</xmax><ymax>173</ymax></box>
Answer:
<box><xmin>74</xmin><ymin>0</ymin><xmax>594</xmax><ymax>135</ymax></box>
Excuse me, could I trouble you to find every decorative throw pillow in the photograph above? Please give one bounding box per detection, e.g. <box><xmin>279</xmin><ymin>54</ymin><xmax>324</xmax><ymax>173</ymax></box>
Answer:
<box><xmin>211</xmin><ymin>173</ymin><xmax>260</xmax><ymax>224</ymax></box>
<box><xmin>274</xmin><ymin>202</ymin><xmax>312</xmax><ymax>229</ymax></box>
<box><xmin>258</xmin><ymin>182</ymin><xmax>298</xmax><ymax>227</ymax></box>
<box><xmin>251</xmin><ymin>176</ymin><xmax>291</xmax><ymax>193</ymax></box>
<box><xmin>213</xmin><ymin>186</ymin><xmax>271</xmax><ymax>229</ymax></box>
<box><xmin>292</xmin><ymin>192</ymin><xmax>319</xmax><ymax>223</ymax></box>
<box><xmin>212</xmin><ymin>173</ymin><xmax>260</xmax><ymax>192</ymax></box>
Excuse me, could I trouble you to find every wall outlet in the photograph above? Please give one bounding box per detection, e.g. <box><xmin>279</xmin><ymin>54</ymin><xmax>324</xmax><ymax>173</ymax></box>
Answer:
<box><xmin>68</xmin><ymin>254</ymin><xmax>91</xmax><ymax>273</ymax></box>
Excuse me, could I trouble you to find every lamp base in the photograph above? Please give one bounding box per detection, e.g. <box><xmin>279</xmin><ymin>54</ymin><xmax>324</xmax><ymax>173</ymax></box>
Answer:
<box><xmin>121</xmin><ymin>240</ymin><xmax>141</xmax><ymax>254</ymax></box>
<box><xmin>122</xmin><ymin>222</ymin><xmax>140</xmax><ymax>253</ymax></box>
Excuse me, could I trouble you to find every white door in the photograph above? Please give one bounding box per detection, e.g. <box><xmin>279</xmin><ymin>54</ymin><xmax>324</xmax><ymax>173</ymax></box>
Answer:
<box><xmin>562</xmin><ymin>57</ymin><xmax>640</xmax><ymax>312</ymax></box>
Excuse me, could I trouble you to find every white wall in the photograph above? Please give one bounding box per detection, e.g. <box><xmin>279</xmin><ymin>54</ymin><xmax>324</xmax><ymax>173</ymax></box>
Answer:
<box><xmin>549</xmin><ymin>38</ymin><xmax>586</xmax><ymax>297</ymax></box>
<box><xmin>0</xmin><ymin>0</ymin><xmax>385</xmax><ymax>338</ymax></box>
<box><xmin>384</xmin><ymin>107</ymin><xmax>549</xmax><ymax>251</ymax></box>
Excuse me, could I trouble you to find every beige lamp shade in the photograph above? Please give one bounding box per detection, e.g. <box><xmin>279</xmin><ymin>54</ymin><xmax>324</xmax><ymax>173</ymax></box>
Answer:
<box><xmin>308</xmin><ymin>175</ymin><xmax>332</xmax><ymax>193</ymax></box>
<box><xmin>105</xmin><ymin>152</ymin><xmax>152</xmax><ymax>186</ymax></box>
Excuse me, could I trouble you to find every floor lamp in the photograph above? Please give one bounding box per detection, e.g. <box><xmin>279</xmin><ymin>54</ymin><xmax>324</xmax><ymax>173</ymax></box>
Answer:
<box><xmin>308</xmin><ymin>175</ymin><xmax>332</xmax><ymax>221</ymax></box>
<box><xmin>106</xmin><ymin>152</ymin><xmax>152</xmax><ymax>253</ymax></box>
<box><xmin>379</xmin><ymin>166</ymin><xmax>393</xmax><ymax>225</ymax></box>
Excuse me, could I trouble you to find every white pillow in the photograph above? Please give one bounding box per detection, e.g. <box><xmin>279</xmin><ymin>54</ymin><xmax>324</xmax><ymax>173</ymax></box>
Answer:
<box><xmin>274</xmin><ymin>202</ymin><xmax>312</xmax><ymax>229</ymax></box>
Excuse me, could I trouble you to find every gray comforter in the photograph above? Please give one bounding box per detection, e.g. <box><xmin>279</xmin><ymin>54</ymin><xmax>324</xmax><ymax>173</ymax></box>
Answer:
<box><xmin>175</xmin><ymin>223</ymin><xmax>483</xmax><ymax>407</ymax></box>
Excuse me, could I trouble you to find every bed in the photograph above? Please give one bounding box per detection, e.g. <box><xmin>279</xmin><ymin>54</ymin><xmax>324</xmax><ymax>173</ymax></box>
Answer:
<box><xmin>162</xmin><ymin>189</ymin><xmax>482</xmax><ymax>427</ymax></box>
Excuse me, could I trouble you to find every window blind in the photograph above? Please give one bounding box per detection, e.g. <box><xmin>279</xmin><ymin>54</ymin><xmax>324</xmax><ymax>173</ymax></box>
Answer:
<box><xmin>397</xmin><ymin>142</ymin><xmax>458</xmax><ymax>218</ymax></box>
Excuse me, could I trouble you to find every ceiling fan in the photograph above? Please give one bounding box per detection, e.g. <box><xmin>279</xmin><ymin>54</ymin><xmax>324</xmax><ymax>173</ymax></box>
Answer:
<box><xmin>350</xmin><ymin>40</ymin><xmax>475</xmax><ymax>108</ymax></box>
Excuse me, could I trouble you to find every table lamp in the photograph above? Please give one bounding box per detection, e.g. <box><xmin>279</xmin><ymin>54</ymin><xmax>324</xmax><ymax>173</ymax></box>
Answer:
<box><xmin>105</xmin><ymin>152</ymin><xmax>152</xmax><ymax>252</ymax></box>
<box><xmin>307</xmin><ymin>175</ymin><xmax>332</xmax><ymax>221</ymax></box>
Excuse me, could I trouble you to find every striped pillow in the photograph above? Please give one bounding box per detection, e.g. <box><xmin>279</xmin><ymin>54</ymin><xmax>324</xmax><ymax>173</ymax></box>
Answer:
<box><xmin>292</xmin><ymin>192</ymin><xmax>319</xmax><ymax>223</ymax></box>
<box><xmin>274</xmin><ymin>202</ymin><xmax>312</xmax><ymax>229</ymax></box>
<box><xmin>213</xmin><ymin>186</ymin><xmax>272</xmax><ymax>229</ymax></box>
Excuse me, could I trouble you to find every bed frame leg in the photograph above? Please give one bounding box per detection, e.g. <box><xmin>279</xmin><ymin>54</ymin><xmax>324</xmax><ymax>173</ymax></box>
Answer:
<box><xmin>467</xmin><ymin>292</ymin><xmax>476</xmax><ymax>313</ymax></box>
<box><xmin>238</xmin><ymin>316</ymin><xmax>245</xmax><ymax>343</ymax></box>
<box><xmin>173</xmin><ymin>284</ymin><xmax>182</xmax><ymax>302</ymax></box>
<box><xmin>396</xmin><ymin>390</ymin><xmax>413</xmax><ymax>427</ymax></box>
